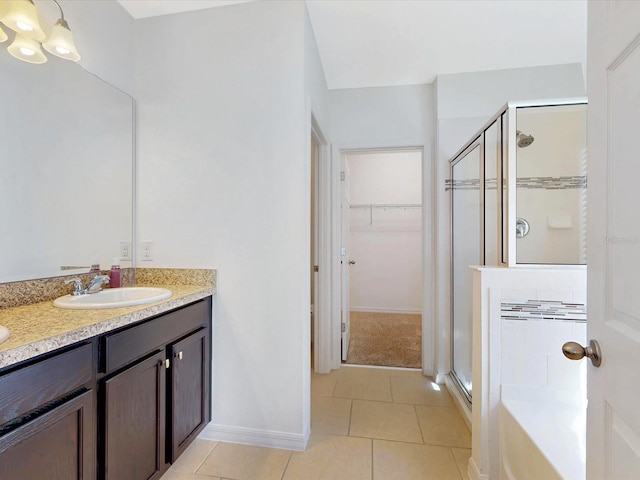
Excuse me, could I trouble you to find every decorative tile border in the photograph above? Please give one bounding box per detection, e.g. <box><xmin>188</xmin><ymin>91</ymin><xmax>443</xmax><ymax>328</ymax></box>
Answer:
<box><xmin>501</xmin><ymin>300</ymin><xmax>586</xmax><ymax>322</ymax></box>
<box><xmin>516</xmin><ymin>175</ymin><xmax>586</xmax><ymax>190</ymax></box>
<box><xmin>445</xmin><ymin>179</ymin><xmax>480</xmax><ymax>191</ymax></box>
<box><xmin>446</xmin><ymin>176</ymin><xmax>586</xmax><ymax>191</ymax></box>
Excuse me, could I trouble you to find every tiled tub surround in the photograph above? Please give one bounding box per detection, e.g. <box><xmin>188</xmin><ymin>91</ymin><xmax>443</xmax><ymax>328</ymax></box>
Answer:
<box><xmin>468</xmin><ymin>266</ymin><xmax>586</xmax><ymax>480</ymax></box>
<box><xmin>498</xmin><ymin>300</ymin><xmax>587</xmax><ymax>479</ymax></box>
<box><xmin>0</xmin><ymin>268</ymin><xmax>216</xmax><ymax>369</ymax></box>
<box><xmin>501</xmin><ymin>301</ymin><xmax>587</xmax><ymax>392</ymax></box>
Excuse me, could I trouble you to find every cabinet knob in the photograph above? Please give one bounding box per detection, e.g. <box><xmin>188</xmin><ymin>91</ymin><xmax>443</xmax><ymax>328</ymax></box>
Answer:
<box><xmin>164</xmin><ymin>359</ymin><xmax>170</xmax><ymax>369</ymax></box>
<box><xmin>176</xmin><ymin>351</ymin><xmax>183</xmax><ymax>360</ymax></box>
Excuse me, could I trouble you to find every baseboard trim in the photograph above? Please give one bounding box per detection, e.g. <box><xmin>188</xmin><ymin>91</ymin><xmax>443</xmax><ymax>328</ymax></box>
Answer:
<box><xmin>200</xmin><ymin>423</ymin><xmax>309</xmax><ymax>451</ymax></box>
<box><xmin>468</xmin><ymin>457</ymin><xmax>488</xmax><ymax>480</ymax></box>
<box><xmin>350</xmin><ymin>307</ymin><xmax>422</xmax><ymax>315</ymax></box>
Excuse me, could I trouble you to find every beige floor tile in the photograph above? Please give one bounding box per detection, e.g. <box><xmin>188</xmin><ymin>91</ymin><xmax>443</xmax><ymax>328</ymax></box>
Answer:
<box><xmin>415</xmin><ymin>406</ymin><xmax>472</xmax><ymax>448</ymax></box>
<box><xmin>311</xmin><ymin>370</ymin><xmax>338</xmax><ymax>397</ymax></box>
<box><xmin>311</xmin><ymin>396</ymin><xmax>352</xmax><ymax>435</ymax></box>
<box><xmin>283</xmin><ymin>434</ymin><xmax>372</xmax><ymax>480</ymax></box>
<box><xmin>349</xmin><ymin>400</ymin><xmax>423</xmax><ymax>443</ymax></box>
<box><xmin>390</xmin><ymin>375</ymin><xmax>454</xmax><ymax>407</ymax></box>
<box><xmin>168</xmin><ymin>439</ymin><xmax>218</xmax><ymax>473</ymax></box>
<box><xmin>197</xmin><ymin>442</ymin><xmax>291</xmax><ymax>480</ymax></box>
<box><xmin>339</xmin><ymin>366</ymin><xmax>421</xmax><ymax>377</ymax></box>
<box><xmin>333</xmin><ymin>371</ymin><xmax>393</xmax><ymax>401</ymax></box>
<box><xmin>373</xmin><ymin>439</ymin><xmax>462</xmax><ymax>480</ymax></box>
<box><xmin>161</xmin><ymin>472</ymin><xmax>221</xmax><ymax>480</ymax></box>
<box><xmin>452</xmin><ymin>448</ymin><xmax>471</xmax><ymax>479</ymax></box>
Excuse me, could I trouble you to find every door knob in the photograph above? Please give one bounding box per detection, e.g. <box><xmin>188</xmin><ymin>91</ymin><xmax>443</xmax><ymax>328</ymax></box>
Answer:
<box><xmin>349</xmin><ymin>260</ymin><xmax>356</xmax><ymax>265</ymax></box>
<box><xmin>562</xmin><ymin>339</ymin><xmax>602</xmax><ymax>367</ymax></box>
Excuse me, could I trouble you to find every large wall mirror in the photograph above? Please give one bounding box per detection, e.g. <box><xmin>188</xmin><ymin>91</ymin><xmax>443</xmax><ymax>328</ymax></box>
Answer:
<box><xmin>0</xmin><ymin>54</ymin><xmax>133</xmax><ymax>283</ymax></box>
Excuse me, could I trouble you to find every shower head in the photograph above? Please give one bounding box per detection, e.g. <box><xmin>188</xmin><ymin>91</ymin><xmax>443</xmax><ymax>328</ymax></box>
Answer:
<box><xmin>516</xmin><ymin>130</ymin><xmax>534</xmax><ymax>148</ymax></box>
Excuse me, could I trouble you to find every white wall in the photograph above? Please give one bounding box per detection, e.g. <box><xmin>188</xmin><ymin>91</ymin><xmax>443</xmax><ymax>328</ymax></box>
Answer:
<box><xmin>58</xmin><ymin>0</ymin><xmax>136</xmax><ymax>96</ymax></box>
<box><xmin>433</xmin><ymin>63</ymin><xmax>587</xmax><ymax>382</ymax></box>
<box><xmin>329</xmin><ymin>84</ymin><xmax>435</xmax><ymax>373</ymax></box>
<box><xmin>347</xmin><ymin>151</ymin><xmax>422</xmax><ymax>313</ymax></box>
<box><xmin>135</xmin><ymin>0</ymin><xmax>314</xmax><ymax>449</ymax></box>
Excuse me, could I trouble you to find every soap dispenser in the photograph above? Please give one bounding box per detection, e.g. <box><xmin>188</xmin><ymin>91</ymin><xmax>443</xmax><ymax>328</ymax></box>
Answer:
<box><xmin>109</xmin><ymin>257</ymin><xmax>121</xmax><ymax>288</ymax></box>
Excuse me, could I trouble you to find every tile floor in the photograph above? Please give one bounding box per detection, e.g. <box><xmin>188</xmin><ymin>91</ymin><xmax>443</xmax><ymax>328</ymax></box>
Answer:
<box><xmin>162</xmin><ymin>366</ymin><xmax>471</xmax><ymax>480</ymax></box>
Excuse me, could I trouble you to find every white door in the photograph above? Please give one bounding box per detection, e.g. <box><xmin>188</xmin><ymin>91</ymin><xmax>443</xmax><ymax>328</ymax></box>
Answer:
<box><xmin>311</xmin><ymin>134</ymin><xmax>320</xmax><ymax>369</ymax></box>
<box><xmin>586</xmin><ymin>1</ymin><xmax>640</xmax><ymax>477</ymax></box>
<box><xmin>340</xmin><ymin>160</ymin><xmax>351</xmax><ymax>361</ymax></box>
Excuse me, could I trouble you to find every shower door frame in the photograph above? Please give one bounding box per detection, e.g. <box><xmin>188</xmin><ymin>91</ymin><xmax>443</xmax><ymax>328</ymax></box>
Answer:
<box><xmin>450</xmin><ymin>138</ymin><xmax>485</xmax><ymax>404</ymax></box>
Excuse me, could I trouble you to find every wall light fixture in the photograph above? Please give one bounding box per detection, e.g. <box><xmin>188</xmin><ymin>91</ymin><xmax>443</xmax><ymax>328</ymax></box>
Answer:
<box><xmin>0</xmin><ymin>0</ymin><xmax>80</xmax><ymax>64</ymax></box>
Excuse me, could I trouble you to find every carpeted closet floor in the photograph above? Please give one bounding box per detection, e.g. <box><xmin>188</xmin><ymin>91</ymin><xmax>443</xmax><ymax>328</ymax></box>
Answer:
<box><xmin>345</xmin><ymin>311</ymin><xmax>422</xmax><ymax>368</ymax></box>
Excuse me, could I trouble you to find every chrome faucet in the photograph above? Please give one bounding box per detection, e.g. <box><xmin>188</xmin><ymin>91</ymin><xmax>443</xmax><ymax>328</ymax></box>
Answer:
<box><xmin>64</xmin><ymin>275</ymin><xmax>110</xmax><ymax>296</ymax></box>
<box><xmin>86</xmin><ymin>275</ymin><xmax>110</xmax><ymax>294</ymax></box>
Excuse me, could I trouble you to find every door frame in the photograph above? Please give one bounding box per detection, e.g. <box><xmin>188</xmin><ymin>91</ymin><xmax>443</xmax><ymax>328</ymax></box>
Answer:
<box><xmin>322</xmin><ymin>144</ymin><xmax>432</xmax><ymax>374</ymax></box>
<box><xmin>311</xmin><ymin>115</ymin><xmax>333</xmax><ymax>374</ymax></box>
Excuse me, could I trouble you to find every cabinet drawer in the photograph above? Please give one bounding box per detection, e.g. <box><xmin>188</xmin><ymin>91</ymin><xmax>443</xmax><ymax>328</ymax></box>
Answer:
<box><xmin>0</xmin><ymin>343</ymin><xmax>93</xmax><ymax>426</ymax></box>
<box><xmin>102</xmin><ymin>299</ymin><xmax>210</xmax><ymax>375</ymax></box>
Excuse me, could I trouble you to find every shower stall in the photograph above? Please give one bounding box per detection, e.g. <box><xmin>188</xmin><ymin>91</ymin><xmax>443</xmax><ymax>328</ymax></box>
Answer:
<box><xmin>448</xmin><ymin>98</ymin><xmax>588</xmax><ymax>403</ymax></box>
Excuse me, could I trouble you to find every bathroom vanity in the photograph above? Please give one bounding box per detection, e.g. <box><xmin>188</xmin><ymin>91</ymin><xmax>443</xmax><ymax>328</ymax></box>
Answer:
<box><xmin>0</xmin><ymin>290</ymin><xmax>212</xmax><ymax>480</ymax></box>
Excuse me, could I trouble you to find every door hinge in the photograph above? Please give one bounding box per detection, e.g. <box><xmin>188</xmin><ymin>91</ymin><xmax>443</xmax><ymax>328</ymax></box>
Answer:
<box><xmin>341</xmin><ymin>323</ymin><xmax>346</xmax><ymax>333</ymax></box>
<box><xmin>314</xmin><ymin>265</ymin><xmax>319</xmax><ymax>272</ymax></box>
<box><xmin>340</xmin><ymin>171</ymin><xmax>345</xmax><ymax>181</ymax></box>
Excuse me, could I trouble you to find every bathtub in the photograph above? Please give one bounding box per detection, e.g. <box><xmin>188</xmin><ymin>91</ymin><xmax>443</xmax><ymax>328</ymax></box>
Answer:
<box><xmin>500</xmin><ymin>386</ymin><xmax>586</xmax><ymax>480</ymax></box>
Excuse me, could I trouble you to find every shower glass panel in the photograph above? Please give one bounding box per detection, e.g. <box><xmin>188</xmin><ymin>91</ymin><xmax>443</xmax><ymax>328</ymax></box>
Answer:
<box><xmin>451</xmin><ymin>143</ymin><xmax>482</xmax><ymax>400</ymax></box>
<box><xmin>515</xmin><ymin>104</ymin><xmax>587</xmax><ymax>264</ymax></box>
<box><xmin>484</xmin><ymin>120</ymin><xmax>500</xmax><ymax>265</ymax></box>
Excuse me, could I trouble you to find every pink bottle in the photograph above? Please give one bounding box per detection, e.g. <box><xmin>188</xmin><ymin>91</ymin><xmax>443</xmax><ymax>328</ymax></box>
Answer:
<box><xmin>109</xmin><ymin>257</ymin><xmax>121</xmax><ymax>288</ymax></box>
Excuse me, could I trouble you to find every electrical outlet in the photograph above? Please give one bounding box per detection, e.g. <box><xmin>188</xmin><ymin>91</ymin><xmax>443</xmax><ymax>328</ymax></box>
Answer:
<box><xmin>142</xmin><ymin>241</ymin><xmax>153</xmax><ymax>261</ymax></box>
<box><xmin>120</xmin><ymin>241</ymin><xmax>131</xmax><ymax>261</ymax></box>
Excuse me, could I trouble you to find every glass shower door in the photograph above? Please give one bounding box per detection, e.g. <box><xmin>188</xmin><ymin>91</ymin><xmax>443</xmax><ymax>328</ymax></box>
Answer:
<box><xmin>451</xmin><ymin>142</ymin><xmax>482</xmax><ymax>401</ymax></box>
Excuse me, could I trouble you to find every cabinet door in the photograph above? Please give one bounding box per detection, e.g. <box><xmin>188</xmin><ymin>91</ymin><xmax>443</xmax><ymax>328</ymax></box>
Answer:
<box><xmin>104</xmin><ymin>351</ymin><xmax>166</xmax><ymax>480</ymax></box>
<box><xmin>169</xmin><ymin>328</ymin><xmax>210</xmax><ymax>462</ymax></box>
<box><xmin>0</xmin><ymin>389</ymin><xmax>95</xmax><ymax>480</ymax></box>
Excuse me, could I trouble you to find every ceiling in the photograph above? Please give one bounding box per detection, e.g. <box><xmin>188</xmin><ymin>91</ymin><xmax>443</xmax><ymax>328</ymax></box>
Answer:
<box><xmin>116</xmin><ymin>0</ymin><xmax>587</xmax><ymax>90</ymax></box>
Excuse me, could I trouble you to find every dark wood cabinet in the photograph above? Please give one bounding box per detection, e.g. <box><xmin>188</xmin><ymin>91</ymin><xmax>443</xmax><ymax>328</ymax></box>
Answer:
<box><xmin>0</xmin><ymin>296</ymin><xmax>211</xmax><ymax>480</ymax></box>
<box><xmin>0</xmin><ymin>390</ymin><xmax>94</xmax><ymax>480</ymax></box>
<box><xmin>0</xmin><ymin>343</ymin><xmax>95</xmax><ymax>480</ymax></box>
<box><xmin>104</xmin><ymin>350</ymin><xmax>166</xmax><ymax>480</ymax></box>
<box><xmin>100</xmin><ymin>297</ymin><xmax>212</xmax><ymax>480</ymax></box>
<box><xmin>169</xmin><ymin>327</ymin><xmax>210</xmax><ymax>462</ymax></box>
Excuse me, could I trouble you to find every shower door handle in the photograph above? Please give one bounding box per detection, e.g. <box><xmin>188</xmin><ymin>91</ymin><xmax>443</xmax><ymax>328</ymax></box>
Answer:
<box><xmin>562</xmin><ymin>339</ymin><xmax>602</xmax><ymax>367</ymax></box>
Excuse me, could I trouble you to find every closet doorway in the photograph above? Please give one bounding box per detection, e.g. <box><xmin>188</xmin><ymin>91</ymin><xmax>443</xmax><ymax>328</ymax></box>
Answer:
<box><xmin>342</xmin><ymin>149</ymin><xmax>423</xmax><ymax>368</ymax></box>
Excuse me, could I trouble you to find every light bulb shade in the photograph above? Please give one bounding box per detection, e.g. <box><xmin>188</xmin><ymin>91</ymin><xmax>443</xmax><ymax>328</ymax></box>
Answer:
<box><xmin>0</xmin><ymin>24</ymin><xmax>8</xmax><ymax>43</ymax></box>
<box><xmin>43</xmin><ymin>19</ymin><xmax>80</xmax><ymax>61</ymax></box>
<box><xmin>1</xmin><ymin>0</ymin><xmax>46</xmax><ymax>41</ymax></box>
<box><xmin>8</xmin><ymin>33</ymin><xmax>47</xmax><ymax>64</ymax></box>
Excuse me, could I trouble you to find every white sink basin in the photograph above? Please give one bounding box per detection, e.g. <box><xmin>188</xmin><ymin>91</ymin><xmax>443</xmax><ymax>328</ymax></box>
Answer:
<box><xmin>54</xmin><ymin>287</ymin><xmax>172</xmax><ymax>309</ymax></box>
<box><xmin>0</xmin><ymin>325</ymin><xmax>9</xmax><ymax>344</ymax></box>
